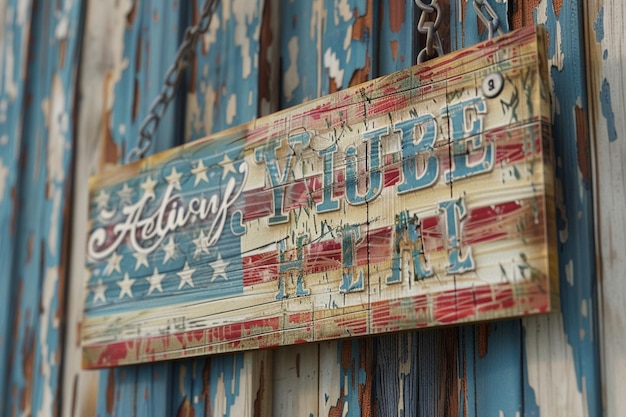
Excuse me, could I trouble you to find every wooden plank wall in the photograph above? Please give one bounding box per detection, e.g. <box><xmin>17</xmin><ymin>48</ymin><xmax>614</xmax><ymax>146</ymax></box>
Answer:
<box><xmin>584</xmin><ymin>2</ymin><xmax>626</xmax><ymax>417</ymax></box>
<box><xmin>0</xmin><ymin>0</ymin><xmax>604</xmax><ymax>416</ymax></box>
<box><xmin>0</xmin><ymin>0</ymin><xmax>84</xmax><ymax>416</ymax></box>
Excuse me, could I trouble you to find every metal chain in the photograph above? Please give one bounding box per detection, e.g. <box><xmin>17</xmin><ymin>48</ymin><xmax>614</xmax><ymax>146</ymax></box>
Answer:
<box><xmin>416</xmin><ymin>0</ymin><xmax>444</xmax><ymax>64</ymax></box>
<box><xmin>126</xmin><ymin>0</ymin><xmax>221</xmax><ymax>163</ymax></box>
<box><xmin>473</xmin><ymin>0</ymin><xmax>504</xmax><ymax>39</ymax></box>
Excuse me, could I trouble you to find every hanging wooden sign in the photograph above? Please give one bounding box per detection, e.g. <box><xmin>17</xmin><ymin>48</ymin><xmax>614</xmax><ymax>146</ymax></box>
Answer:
<box><xmin>82</xmin><ymin>26</ymin><xmax>557</xmax><ymax>368</ymax></box>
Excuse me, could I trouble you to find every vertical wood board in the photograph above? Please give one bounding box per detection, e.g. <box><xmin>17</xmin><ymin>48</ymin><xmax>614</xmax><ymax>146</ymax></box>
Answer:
<box><xmin>585</xmin><ymin>1</ymin><xmax>625</xmax><ymax>416</ymax></box>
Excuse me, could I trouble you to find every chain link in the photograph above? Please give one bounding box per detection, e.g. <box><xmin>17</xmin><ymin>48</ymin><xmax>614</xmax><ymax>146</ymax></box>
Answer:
<box><xmin>127</xmin><ymin>0</ymin><xmax>221</xmax><ymax>163</ymax></box>
<box><xmin>473</xmin><ymin>0</ymin><xmax>503</xmax><ymax>39</ymax></box>
<box><xmin>416</xmin><ymin>0</ymin><xmax>444</xmax><ymax>64</ymax></box>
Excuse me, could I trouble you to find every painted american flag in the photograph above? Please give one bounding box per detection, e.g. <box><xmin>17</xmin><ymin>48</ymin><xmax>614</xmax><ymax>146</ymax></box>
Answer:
<box><xmin>82</xmin><ymin>26</ymin><xmax>557</xmax><ymax>368</ymax></box>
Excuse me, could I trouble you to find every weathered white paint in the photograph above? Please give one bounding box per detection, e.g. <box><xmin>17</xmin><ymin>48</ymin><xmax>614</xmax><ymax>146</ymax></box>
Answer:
<box><xmin>584</xmin><ymin>1</ymin><xmax>626</xmax><ymax>416</ymax></box>
<box><xmin>524</xmin><ymin>314</ymin><xmax>588</xmax><ymax>417</ymax></box>
<box><xmin>536</xmin><ymin>0</ymin><xmax>548</xmax><ymax>26</ymax></box>
<box><xmin>102</xmin><ymin>0</ymin><xmax>133</xmax><ymax>112</ymax></box>
<box><xmin>49</xmin><ymin>188</ymin><xmax>62</xmax><ymax>257</ymax></box>
<box><xmin>273</xmin><ymin>345</ymin><xmax>319</xmax><ymax>417</ymax></box>
<box><xmin>2</xmin><ymin>6</ymin><xmax>18</xmax><ymax>100</ymax></box>
<box><xmin>283</xmin><ymin>36</ymin><xmax>299</xmax><ymax>102</ymax></box>
<box><xmin>37</xmin><ymin>267</ymin><xmax>59</xmax><ymax>417</ymax></box>
<box><xmin>203</xmin><ymin>83</ymin><xmax>217</xmax><ymax>134</ymax></box>
<box><xmin>565</xmin><ymin>259</ymin><xmax>574</xmax><ymax>286</ymax></box>
<box><xmin>43</xmin><ymin>75</ymin><xmax>68</xmax><ymax>185</ymax></box>
<box><xmin>61</xmin><ymin>1</ymin><xmax>128</xmax><ymax>415</ymax></box>
<box><xmin>203</xmin><ymin>12</ymin><xmax>221</xmax><ymax>50</ymax></box>
<box><xmin>323</xmin><ymin>48</ymin><xmax>344</xmax><ymax>88</ymax></box>
<box><xmin>335</xmin><ymin>0</ymin><xmax>352</xmax><ymax>24</ymax></box>
<box><xmin>233</xmin><ymin>0</ymin><xmax>260</xmax><ymax>79</ymax></box>
<box><xmin>0</xmin><ymin>158</ymin><xmax>7</xmax><ymax>202</ymax></box>
<box><xmin>319</xmin><ymin>342</ymin><xmax>343</xmax><ymax>416</ymax></box>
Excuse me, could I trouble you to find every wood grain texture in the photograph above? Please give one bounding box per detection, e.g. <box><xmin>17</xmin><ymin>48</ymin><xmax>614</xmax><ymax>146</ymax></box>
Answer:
<box><xmin>0</xmin><ymin>0</ymin><xmax>84</xmax><ymax>416</ymax></box>
<box><xmin>63</xmin><ymin>2</ymin><xmax>135</xmax><ymax>415</ymax></box>
<box><xmin>176</xmin><ymin>2</ymin><xmax>274</xmax><ymax>416</ymax></box>
<box><xmin>521</xmin><ymin>2</ymin><xmax>601</xmax><ymax>416</ymax></box>
<box><xmin>0</xmin><ymin>1</ymin><xmax>35</xmax><ymax>412</ymax></box>
<box><xmin>66</xmin><ymin>1</ymin><xmax>276</xmax><ymax>416</ymax></box>
<box><xmin>452</xmin><ymin>2</ymin><xmax>602</xmax><ymax>417</ymax></box>
<box><xmin>81</xmin><ymin>26</ymin><xmax>557</xmax><ymax>369</ymax></box>
<box><xmin>54</xmin><ymin>1</ymin><xmax>603</xmax><ymax>416</ymax></box>
<box><xmin>585</xmin><ymin>1</ymin><xmax>625</xmax><ymax>416</ymax></box>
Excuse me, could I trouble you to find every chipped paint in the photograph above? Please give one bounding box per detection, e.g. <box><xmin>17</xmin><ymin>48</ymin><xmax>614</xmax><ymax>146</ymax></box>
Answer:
<box><xmin>599</xmin><ymin>78</ymin><xmax>617</xmax><ymax>142</ymax></box>
<box><xmin>323</xmin><ymin>48</ymin><xmax>345</xmax><ymax>89</ymax></box>
<box><xmin>283</xmin><ymin>36</ymin><xmax>300</xmax><ymax>102</ymax></box>
<box><xmin>225</xmin><ymin>93</ymin><xmax>237</xmax><ymax>125</ymax></box>
<box><xmin>523</xmin><ymin>1</ymin><xmax>601</xmax><ymax>416</ymax></box>
<box><xmin>233</xmin><ymin>0</ymin><xmax>261</xmax><ymax>79</ymax></box>
<box><xmin>525</xmin><ymin>315</ymin><xmax>589</xmax><ymax>417</ymax></box>
<box><xmin>0</xmin><ymin>0</ymin><xmax>590</xmax><ymax>415</ymax></box>
<box><xmin>0</xmin><ymin>158</ymin><xmax>8</xmax><ymax>201</ymax></box>
<box><xmin>593</xmin><ymin>7</ymin><xmax>604</xmax><ymax>42</ymax></box>
<box><xmin>1</xmin><ymin>0</ymin><xmax>82</xmax><ymax>415</ymax></box>
<box><xmin>565</xmin><ymin>259</ymin><xmax>574</xmax><ymax>286</ymax></box>
<box><xmin>536</xmin><ymin>0</ymin><xmax>548</xmax><ymax>24</ymax></box>
<box><xmin>37</xmin><ymin>268</ymin><xmax>59</xmax><ymax>417</ymax></box>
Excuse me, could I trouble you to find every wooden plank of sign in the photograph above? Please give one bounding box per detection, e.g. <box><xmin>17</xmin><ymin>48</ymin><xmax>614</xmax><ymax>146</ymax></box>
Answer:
<box><xmin>81</xmin><ymin>25</ymin><xmax>558</xmax><ymax>368</ymax></box>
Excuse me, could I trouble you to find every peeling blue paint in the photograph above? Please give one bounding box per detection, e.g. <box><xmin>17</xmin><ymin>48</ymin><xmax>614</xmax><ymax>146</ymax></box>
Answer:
<box><xmin>538</xmin><ymin>2</ymin><xmax>601</xmax><ymax>416</ymax></box>
<box><xmin>335</xmin><ymin>341</ymin><xmax>368</xmax><ymax>417</ymax></box>
<box><xmin>0</xmin><ymin>1</ymin><xmax>35</xmax><ymax>410</ymax></box>
<box><xmin>600</xmin><ymin>78</ymin><xmax>618</xmax><ymax>142</ymax></box>
<box><xmin>377</xmin><ymin>0</ymin><xmax>415</xmax><ymax>75</ymax></box>
<box><xmin>0</xmin><ymin>0</ymin><xmax>602</xmax><ymax>415</ymax></box>
<box><xmin>321</xmin><ymin>0</ymin><xmax>371</xmax><ymax>94</ymax></box>
<box><xmin>280</xmin><ymin>0</ymin><xmax>320</xmax><ymax>107</ymax></box>
<box><xmin>186</xmin><ymin>1</ymin><xmax>264</xmax><ymax>139</ymax></box>
<box><xmin>448</xmin><ymin>2</ymin><xmax>602</xmax><ymax>417</ymax></box>
<box><xmin>1</xmin><ymin>0</ymin><xmax>83</xmax><ymax>415</ymax></box>
<box><xmin>593</xmin><ymin>7</ymin><xmax>604</xmax><ymax>42</ymax></box>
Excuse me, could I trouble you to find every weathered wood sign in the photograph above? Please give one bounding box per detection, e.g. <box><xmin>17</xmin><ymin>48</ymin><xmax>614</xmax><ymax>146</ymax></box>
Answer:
<box><xmin>82</xmin><ymin>26</ymin><xmax>557</xmax><ymax>368</ymax></box>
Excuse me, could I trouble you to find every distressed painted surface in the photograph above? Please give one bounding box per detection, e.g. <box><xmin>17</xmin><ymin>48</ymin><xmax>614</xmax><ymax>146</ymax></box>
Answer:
<box><xmin>55</xmin><ymin>0</ymin><xmax>601</xmax><ymax>416</ymax></box>
<box><xmin>585</xmin><ymin>1</ymin><xmax>626</xmax><ymax>416</ymax></box>
<box><xmin>174</xmin><ymin>1</ymin><xmax>273</xmax><ymax>416</ymax></box>
<box><xmin>0</xmin><ymin>0</ymin><xmax>84</xmax><ymax>416</ymax></box>
<box><xmin>86</xmin><ymin>1</ymin><xmax>184</xmax><ymax>416</ymax></box>
<box><xmin>451</xmin><ymin>1</ymin><xmax>601</xmax><ymax>417</ymax></box>
<box><xmin>0</xmin><ymin>1</ymin><xmax>34</xmax><ymax>412</ymax></box>
<box><xmin>64</xmin><ymin>0</ymin><xmax>275</xmax><ymax>415</ymax></box>
<box><xmin>81</xmin><ymin>26</ymin><xmax>557</xmax><ymax>368</ymax></box>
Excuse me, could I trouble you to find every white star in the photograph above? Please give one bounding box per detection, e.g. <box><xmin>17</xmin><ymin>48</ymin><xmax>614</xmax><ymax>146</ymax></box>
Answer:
<box><xmin>162</xmin><ymin>236</ymin><xmax>178</xmax><ymax>263</ymax></box>
<box><xmin>165</xmin><ymin>167</ymin><xmax>183</xmax><ymax>190</ymax></box>
<box><xmin>117</xmin><ymin>183</ymin><xmax>134</xmax><ymax>205</ymax></box>
<box><xmin>94</xmin><ymin>190</ymin><xmax>110</xmax><ymax>210</ymax></box>
<box><xmin>104</xmin><ymin>251</ymin><xmax>123</xmax><ymax>275</ymax></box>
<box><xmin>133</xmin><ymin>251</ymin><xmax>150</xmax><ymax>271</ymax></box>
<box><xmin>192</xmin><ymin>231</ymin><xmax>210</xmax><ymax>258</ymax></box>
<box><xmin>140</xmin><ymin>175</ymin><xmax>158</xmax><ymax>199</ymax></box>
<box><xmin>221</xmin><ymin>154</ymin><xmax>238</xmax><ymax>179</ymax></box>
<box><xmin>117</xmin><ymin>273</ymin><xmax>136</xmax><ymax>299</ymax></box>
<box><xmin>210</xmin><ymin>253</ymin><xmax>230</xmax><ymax>282</ymax></box>
<box><xmin>93</xmin><ymin>279</ymin><xmax>107</xmax><ymax>304</ymax></box>
<box><xmin>177</xmin><ymin>262</ymin><xmax>196</xmax><ymax>289</ymax></box>
<box><xmin>191</xmin><ymin>160</ymin><xmax>209</xmax><ymax>186</ymax></box>
<box><xmin>146</xmin><ymin>268</ymin><xmax>166</xmax><ymax>295</ymax></box>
